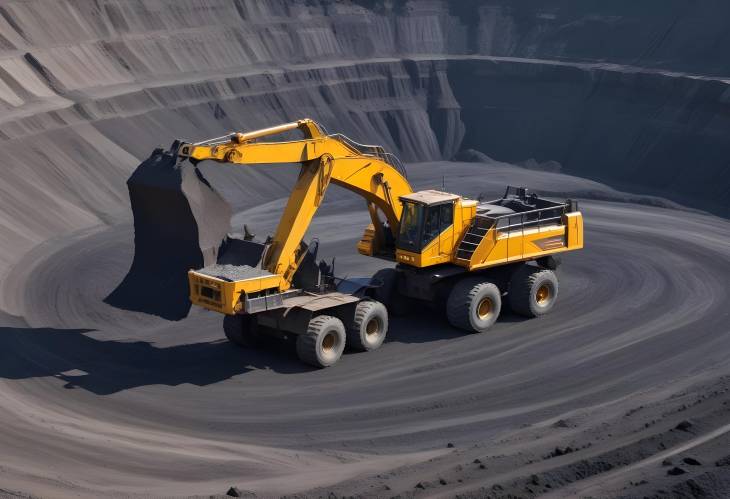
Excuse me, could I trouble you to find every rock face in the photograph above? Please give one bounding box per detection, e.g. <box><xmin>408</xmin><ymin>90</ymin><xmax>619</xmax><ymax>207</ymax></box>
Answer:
<box><xmin>449</xmin><ymin>58</ymin><xmax>730</xmax><ymax>214</ymax></box>
<box><xmin>0</xmin><ymin>0</ymin><xmax>729</xmax><ymax>290</ymax></box>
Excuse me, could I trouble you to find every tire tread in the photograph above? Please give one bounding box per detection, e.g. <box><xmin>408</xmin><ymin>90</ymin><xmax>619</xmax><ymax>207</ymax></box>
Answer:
<box><xmin>347</xmin><ymin>300</ymin><xmax>387</xmax><ymax>351</ymax></box>
<box><xmin>446</xmin><ymin>278</ymin><xmax>500</xmax><ymax>332</ymax></box>
<box><xmin>296</xmin><ymin>315</ymin><xmax>345</xmax><ymax>367</ymax></box>
<box><xmin>509</xmin><ymin>267</ymin><xmax>557</xmax><ymax>317</ymax></box>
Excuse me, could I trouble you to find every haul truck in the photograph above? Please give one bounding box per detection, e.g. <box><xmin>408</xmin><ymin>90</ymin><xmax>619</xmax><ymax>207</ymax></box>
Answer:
<box><xmin>168</xmin><ymin>119</ymin><xmax>583</xmax><ymax>367</ymax></box>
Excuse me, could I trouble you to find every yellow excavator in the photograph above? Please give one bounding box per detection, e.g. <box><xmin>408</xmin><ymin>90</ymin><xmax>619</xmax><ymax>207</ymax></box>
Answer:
<box><xmin>157</xmin><ymin>119</ymin><xmax>582</xmax><ymax>367</ymax></box>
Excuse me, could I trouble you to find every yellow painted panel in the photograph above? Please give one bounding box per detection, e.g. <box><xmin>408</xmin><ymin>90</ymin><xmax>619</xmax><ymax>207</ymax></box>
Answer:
<box><xmin>233</xmin><ymin>274</ymin><xmax>282</xmax><ymax>294</ymax></box>
<box><xmin>469</xmin><ymin>227</ymin><xmax>497</xmax><ymax>265</ymax></box>
<box><xmin>489</xmin><ymin>232</ymin><xmax>509</xmax><ymax>263</ymax></box>
<box><xmin>565</xmin><ymin>212</ymin><xmax>584</xmax><ymax>249</ymax></box>
<box><xmin>188</xmin><ymin>271</ymin><xmax>282</xmax><ymax>315</ymax></box>
<box><xmin>439</xmin><ymin>225</ymin><xmax>454</xmax><ymax>260</ymax></box>
<box><xmin>468</xmin><ymin>226</ymin><xmax>570</xmax><ymax>270</ymax></box>
<box><xmin>395</xmin><ymin>249</ymin><xmax>422</xmax><ymax>266</ymax></box>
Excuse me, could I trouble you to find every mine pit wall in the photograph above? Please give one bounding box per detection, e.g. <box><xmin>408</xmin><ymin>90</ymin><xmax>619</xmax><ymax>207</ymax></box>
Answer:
<box><xmin>1</xmin><ymin>0</ymin><xmax>730</xmax><ymax>308</ymax></box>
<box><xmin>448</xmin><ymin>58</ymin><xmax>730</xmax><ymax>217</ymax></box>
<box><xmin>0</xmin><ymin>58</ymin><xmax>457</xmax><ymax>296</ymax></box>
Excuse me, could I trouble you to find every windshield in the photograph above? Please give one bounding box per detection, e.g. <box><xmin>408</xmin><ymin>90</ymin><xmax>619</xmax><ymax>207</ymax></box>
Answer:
<box><xmin>397</xmin><ymin>201</ymin><xmax>424</xmax><ymax>252</ymax></box>
<box><xmin>397</xmin><ymin>200</ymin><xmax>455</xmax><ymax>253</ymax></box>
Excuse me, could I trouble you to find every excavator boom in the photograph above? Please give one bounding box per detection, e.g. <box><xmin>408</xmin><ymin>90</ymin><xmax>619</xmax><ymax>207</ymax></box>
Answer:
<box><xmin>179</xmin><ymin>119</ymin><xmax>412</xmax><ymax>291</ymax></box>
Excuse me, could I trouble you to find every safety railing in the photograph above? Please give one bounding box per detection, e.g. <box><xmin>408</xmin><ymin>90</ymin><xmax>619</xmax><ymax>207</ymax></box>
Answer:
<box><xmin>470</xmin><ymin>202</ymin><xmax>568</xmax><ymax>262</ymax></box>
<box><xmin>328</xmin><ymin>133</ymin><xmax>408</xmax><ymax>179</ymax></box>
<box><xmin>490</xmin><ymin>205</ymin><xmax>567</xmax><ymax>233</ymax></box>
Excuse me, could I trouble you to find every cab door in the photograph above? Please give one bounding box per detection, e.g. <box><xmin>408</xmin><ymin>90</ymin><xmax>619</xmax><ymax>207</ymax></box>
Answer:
<box><xmin>437</xmin><ymin>202</ymin><xmax>454</xmax><ymax>261</ymax></box>
<box><xmin>420</xmin><ymin>202</ymin><xmax>455</xmax><ymax>265</ymax></box>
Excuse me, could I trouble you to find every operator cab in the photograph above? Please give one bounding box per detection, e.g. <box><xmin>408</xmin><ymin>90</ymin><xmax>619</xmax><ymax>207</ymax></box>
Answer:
<box><xmin>396</xmin><ymin>190</ymin><xmax>459</xmax><ymax>253</ymax></box>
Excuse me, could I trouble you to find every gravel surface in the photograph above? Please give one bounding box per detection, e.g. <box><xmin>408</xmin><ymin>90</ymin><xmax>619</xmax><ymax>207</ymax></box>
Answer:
<box><xmin>197</xmin><ymin>264</ymin><xmax>272</xmax><ymax>282</ymax></box>
<box><xmin>1</xmin><ymin>161</ymin><xmax>729</xmax><ymax>498</ymax></box>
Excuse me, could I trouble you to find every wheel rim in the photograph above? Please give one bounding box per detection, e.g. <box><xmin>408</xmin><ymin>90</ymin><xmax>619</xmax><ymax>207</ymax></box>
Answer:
<box><xmin>322</xmin><ymin>332</ymin><xmax>336</xmax><ymax>353</ymax></box>
<box><xmin>365</xmin><ymin>318</ymin><xmax>380</xmax><ymax>337</ymax></box>
<box><xmin>536</xmin><ymin>284</ymin><xmax>551</xmax><ymax>305</ymax></box>
<box><xmin>477</xmin><ymin>297</ymin><xmax>493</xmax><ymax>319</ymax></box>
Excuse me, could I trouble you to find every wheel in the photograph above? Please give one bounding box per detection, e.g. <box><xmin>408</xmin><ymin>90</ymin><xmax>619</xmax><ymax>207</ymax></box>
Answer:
<box><xmin>296</xmin><ymin>315</ymin><xmax>346</xmax><ymax>367</ymax></box>
<box><xmin>371</xmin><ymin>268</ymin><xmax>412</xmax><ymax>316</ymax></box>
<box><xmin>446</xmin><ymin>278</ymin><xmax>502</xmax><ymax>333</ymax></box>
<box><xmin>223</xmin><ymin>314</ymin><xmax>260</xmax><ymax>347</ymax></box>
<box><xmin>508</xmin><ymin>266</ymin><xmax>559</xmax><ymax>317</ymax></box>
<box><xmin>347</xmin><ymin>300</ymin><xmax>388</xmax><ymax>351</ymax></box>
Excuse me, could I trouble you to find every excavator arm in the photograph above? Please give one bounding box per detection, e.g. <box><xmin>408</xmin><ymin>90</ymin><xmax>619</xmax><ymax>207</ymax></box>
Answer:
<box><xmin>178</xmin><ymin>119</ymin><xmax>413</xmax><ymax>290</ymax></box>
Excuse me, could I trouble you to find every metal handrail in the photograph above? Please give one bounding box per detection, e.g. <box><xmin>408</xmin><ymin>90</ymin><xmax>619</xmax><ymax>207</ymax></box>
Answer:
<box><xmin>459</xmin><ymin>194</ymin><xmax>571</xmax><ymax>262</ymax></box>
<box><xmin>479</xmin><ymin>203</ymin><xmax>567</xmax><ymax>220</ymax></box>
<box><xmin>496</xmin><ymin>216</ymin><xmax>563</xmax><ymax>232</ymax></box>
<box><xmin>478</xmin><ymin>203</ymin><xmax>568</xmax><ymax>236</ymax></box>
<box><xmin>328</xmin><ymin>132</ymin><xmax>383</xmax><ymax>154</ymax></box>
<box><xmin>328</xmin><ymin>133</ymin><xmax>408</xmax><ymax>179</ymax></box>
<box><xmin>380</xmin><ymin>152</ymin><xmax>408</xmax><ymax>178</ymax></box>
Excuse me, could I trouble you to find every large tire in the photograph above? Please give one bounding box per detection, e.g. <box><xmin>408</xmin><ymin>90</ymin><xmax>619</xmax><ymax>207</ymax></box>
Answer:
<box><xmin>371</xmin><ymin>268</ymin><xmax>411</xmax><ymax>316</ymax></box>
<box><xmin>223</xmin><ymin>314</ymin><xmax>260</xmax><ymax>347</ymax></box>
<box><xmin>508</xmin><ymin>266</ymin><xmax>559</xmax><ymax>317</ymax></box>
<box><xmin>347</xmin><ymin>300</ymin><xmax>388</xmax><ymax>351</ymax></box>
<box><xmin>296</xmin><ymin>315</ymin><xmax>346</xmax><ymax>367</ymax></box>
<box><xmin>446</xmin><ymin>278</ymin><xmax>502</xmax><ymax>333</ymax></box>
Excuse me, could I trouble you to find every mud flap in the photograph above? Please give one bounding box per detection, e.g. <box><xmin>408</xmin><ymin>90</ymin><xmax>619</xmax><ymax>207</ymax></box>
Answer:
<box><xmin>105</xmin><ymin>147</ymin><xmax>231</xmax><ymax>320</ymax></box>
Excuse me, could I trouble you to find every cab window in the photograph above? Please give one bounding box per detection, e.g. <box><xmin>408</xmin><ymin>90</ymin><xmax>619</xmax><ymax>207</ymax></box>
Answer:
<box><xmin>397</xmin><ymin>201</ymin><xmax>454</xmax><ymax>252</ymax></box>
<box><xmin>439</xmin><ymin>203</ymin><xmax>453</xmax><ymax>232</ymax></box>
<box><xmin>422</xmin><ymin>203</ymin><xmax>453</xmax><ymax>247</ymax></box>
<box><xmin>397</xmin><ymin>201</ymin><xmax>424</xmax><ymax>252</ymax></box>
<box><xmin>423</xmin><ymin>206</ymin><xmax>441</xmax><ymax>246</ymax></box>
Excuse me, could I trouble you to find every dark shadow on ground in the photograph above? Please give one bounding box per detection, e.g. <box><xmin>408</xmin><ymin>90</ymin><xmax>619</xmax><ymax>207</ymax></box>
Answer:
<box><xmin>0</xmin><ymin>326</ymin><xmax>309</xmax><ymax>395</ymax></box>
<box><xmin>383</xmin><ymin>303</ymin><xmax>530</xmax><ymax>343</ymax></box>
<box><xmin>386</xmin><ymin>312</ymin><xmax>462</xmax><ymax>343</ymax></box>
<box><xmin>496</xmin><ymin>310</ymin><xmax>533</xmax><ymax>324</ymax></box>
<box><xmin>0</xmin><ymin>307</ymin><xmax>529</xmax><ymax>395</ymax></box>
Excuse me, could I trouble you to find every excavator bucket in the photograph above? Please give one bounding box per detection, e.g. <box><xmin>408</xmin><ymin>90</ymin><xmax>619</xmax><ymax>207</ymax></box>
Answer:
<box><xmin>105</xmin><ymin>146</ymin><xmax>232</xmax><ymax>320</ymax></box>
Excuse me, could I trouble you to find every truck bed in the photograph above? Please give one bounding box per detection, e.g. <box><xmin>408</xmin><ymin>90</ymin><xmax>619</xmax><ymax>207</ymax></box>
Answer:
<box><xmin>197</xmin><ymin>264</ymin><xmax>274</xmax><ymax>282</ymax></box>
